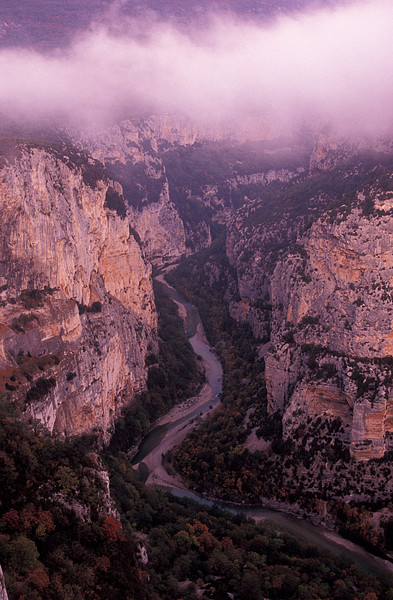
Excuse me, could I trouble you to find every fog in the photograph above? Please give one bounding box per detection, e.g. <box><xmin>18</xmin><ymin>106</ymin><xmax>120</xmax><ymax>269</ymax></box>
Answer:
<box><xmin>0</xmin><ymin>0</ymin><xmax>392</xmax><ymax>135</ymax></box>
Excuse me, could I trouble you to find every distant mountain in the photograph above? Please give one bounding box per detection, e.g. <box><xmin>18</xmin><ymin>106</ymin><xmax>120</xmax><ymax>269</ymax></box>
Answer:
<box><xmin>0</xmin><ymin>0</ymin><xmax>110</xmax><ymax>49</ymax></box>
<box><xmin>0</xmin><ymin>0</ymin><xmax>345</xmax><ymax>50</ymax></box>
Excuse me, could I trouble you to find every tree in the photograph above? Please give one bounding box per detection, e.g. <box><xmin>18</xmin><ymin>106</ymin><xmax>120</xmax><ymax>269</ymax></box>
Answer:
<box><xmin>8</xmin><ymin>536</ymin><xmax>40</xmax><ymax>575</ymax></box>
<box><xmin>102</xmin><ymin>517</ymin><xmax>125</xmax><ymax>542</ymax></box>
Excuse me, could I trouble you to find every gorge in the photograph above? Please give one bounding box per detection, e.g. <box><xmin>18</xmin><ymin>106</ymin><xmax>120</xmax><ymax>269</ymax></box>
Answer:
<box><xmin>2</xmin><ymin>0</ymin><xmax>393</xmax><ymax>597</ymax></box>
<box><xmin>2</xmin><ymin>118</ymin><xmax>393</xmax><ymax>600</ymax></box>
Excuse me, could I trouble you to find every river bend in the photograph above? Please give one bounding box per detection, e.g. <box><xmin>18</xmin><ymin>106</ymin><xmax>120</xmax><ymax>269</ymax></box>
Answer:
<box><xmin>132</xmin><ymin>274</ymin><xmax>393</xmax><ymax>581</ymax></box>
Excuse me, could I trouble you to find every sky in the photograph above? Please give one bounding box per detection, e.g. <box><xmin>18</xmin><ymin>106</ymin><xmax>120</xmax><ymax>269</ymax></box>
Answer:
<box><xmin>0</xmin><ymin>0</ymin><xmax>392</xmax><ymax>136</ymax></box>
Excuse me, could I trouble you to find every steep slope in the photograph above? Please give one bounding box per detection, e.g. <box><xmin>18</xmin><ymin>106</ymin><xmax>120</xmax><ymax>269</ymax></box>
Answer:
<box><xmin>71</xmin><ymin>118</ymin><xmax>189</xmax><ymax>265</ymax></box>
<box><xmin>0</xmin><ymin>140</ymin><xmax>156</xmax><ymax>437</ymax></box>
<box><xmin>72</xmin><ymin>118</ymin><xmax>310</xmax><ymax>262</ymax></box>
<box><xmin>168</xmin><ymin>143</ymin><xmax>393</xmax><ymax>551</ymax></box>
<box><xmin>267</xmin><ymin>177</ymin><xmax>393</xmax><ymax>461</ymax></box>
<box><xmin>225</xmin><ymin>146</ymin><xmax>393</xmax><ymax>461</ymax></box>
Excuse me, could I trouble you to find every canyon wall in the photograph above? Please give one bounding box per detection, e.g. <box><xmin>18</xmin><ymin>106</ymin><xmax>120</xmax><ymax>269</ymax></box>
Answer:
<box><xmin>225</xmin><ymin>149</ymin><xmax>393</xmax><ymax>461</ymax></box>
<box><xmin>0</xmin><ymin>141</ymin><xmax>156</xmax><ymax>438</ymax></box>
<box><xmin>266</xmin><ymin>187</ymin><xmax>393</xmax><ymax>460</ymax></box>
<box><xmin>70</xmin><ymin>116</ymin><xmax>302</xmax><ymax>263</ymax></box>
<box><xmin>70</xmin><ymin>118</ymin><xmax>199</xmax><ymax>264</ymax></box>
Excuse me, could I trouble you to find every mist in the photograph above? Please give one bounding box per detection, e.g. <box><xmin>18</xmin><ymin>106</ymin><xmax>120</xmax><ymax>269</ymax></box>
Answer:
<box><xmin>0</xmin><ymin>0</ymin><xmax>392</xmax><ymax>136</ymax></box>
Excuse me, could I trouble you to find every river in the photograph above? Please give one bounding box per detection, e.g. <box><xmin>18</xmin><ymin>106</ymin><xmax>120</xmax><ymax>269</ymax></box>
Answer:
<box><xmin>132</xmin><ymin>274</ymin><xmax>393</xmax><ymax>582</ymax></box>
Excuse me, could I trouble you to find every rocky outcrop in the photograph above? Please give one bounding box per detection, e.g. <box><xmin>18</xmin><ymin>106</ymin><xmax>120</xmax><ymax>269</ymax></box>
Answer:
<box><xmin>266</xmin><ymin>184</ymin><xmax>393</xmax><ymax>459</ymax></box>
<box><xmin>128</xmin><ymin>182</ymin><xmax>187</xmax><ymax>265</ymax></box>
<box><xmin>225</xmin><ymin>176</ymin><xmax>323</xmax><ymax>341</ymax></box>
<box><xmin>229</xmin><ymin>168</ymin><xmax>303</xmax><ymax>188</ymax></box>
<box><xmin>69</xmin><ymin>118</ymin><xmax>189</xmax><ymax>265</ymax></box>
<box><xmin>0</xmin><ymin>565</ymin><xmax>8</xmax><ymax>600</ymax></box>
<box><xmin>309</xmin><ymin>130</ymin><xmax>393</xmax><ymax>173</ymax></box>
<box><xmin>223</xmin><ymin>145</ymin><xmax>393</xmax><ymax>460</ymax></box>
<box><xmin>0</xmin><ymin>142</ymin><xmax>156</xmax><ymax>438</ymax></box>
<box><xmin>76</xmin><ymin>114</ymin><xmax>271</xmax><ymax>149</ymax></box>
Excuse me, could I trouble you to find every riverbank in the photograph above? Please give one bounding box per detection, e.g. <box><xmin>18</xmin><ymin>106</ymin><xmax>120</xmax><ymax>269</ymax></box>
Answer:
<box><xmin>133</xmin><ymin>380</ymin><xmax>216</xmax><ymax>489</ymax></box>
<box><xmin>132</xmin><ymin>271</ymin><xmax>393</xmax><ymax>581</ymax></box>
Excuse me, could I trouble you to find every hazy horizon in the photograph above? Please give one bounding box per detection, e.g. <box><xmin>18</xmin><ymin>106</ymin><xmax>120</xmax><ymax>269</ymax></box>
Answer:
<box><xmin>0</xmin><ymin>0</ymin><xmax>391</xmax><ymax>137</ymax></box>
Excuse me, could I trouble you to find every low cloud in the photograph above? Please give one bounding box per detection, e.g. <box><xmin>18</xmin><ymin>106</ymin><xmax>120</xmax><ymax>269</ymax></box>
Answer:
<box><xmin>0</xmin><ymin>0</ymin><xmax>392</xmax><ymax>136</ymax></box>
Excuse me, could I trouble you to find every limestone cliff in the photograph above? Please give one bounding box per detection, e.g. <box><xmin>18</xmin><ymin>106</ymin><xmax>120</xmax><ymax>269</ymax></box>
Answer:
<box><xmin>225</xmin><ymin>173</ymin><xmax>324</xmax><ymax>340</ymax></box>
<box><xmin>0</xmin><ymin>565</ymin><xmax>8</xmax><ymax>600</ymax></box>
<box><xmin>0</xmin><ymin>141</ymin><xmax>156</xmax><ymax>438</ymax></box>
<box><xmin>69</xmin><ymin>117</ymin><xmax>304</xmax><ymax>264</ymax></box>
<box><xmin>266</xmin><ymin>181</ymin><xmax>393</xmax><ymax>460</ymax></box>
<box><xmin>128</xmin><ymin>182</ymin><xmax>187</xmax><ymax>264</ymax></box>
<box><xmin>222</xmin><ymin>145</ymin><xmax>393</xmax><ymax>462</ymax></box>
<box><xmin>69</xmin><ymin>119</ymin><xmax>190</xmax><ymax>265</ymax></box>
<box><xmin>75</xmin><ymin>114</ymin><xmax>271</xmax><ymax>150</ymax></box>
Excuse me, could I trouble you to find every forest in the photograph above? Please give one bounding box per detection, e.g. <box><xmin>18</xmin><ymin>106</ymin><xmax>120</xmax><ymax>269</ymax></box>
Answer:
<box><xmin>165</xmin><ymin>232</ymin><xmax>393</xmax><ymax>557</ymax></box>
<box><xmin>2</xmin><ymin>280</ymin><xmax>393</xmax><ymax>599</ymax></box>
<box><xmin>2</xmin><ymin>397</ymin><xmax>393</xmax><ymax>600</ymax></box>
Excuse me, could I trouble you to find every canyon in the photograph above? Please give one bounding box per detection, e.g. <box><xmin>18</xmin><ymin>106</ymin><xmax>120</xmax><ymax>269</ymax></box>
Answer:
<box><xmin>1</xmin><ymin>0</ymin><xmax>393</xmax><ymax>597</ymax></box>
<box><xmin>4</xmin><ymin>120</ymin><xmax>393</xmax><ymax>472</ymax></box>
<box><xmin>3</xmin><ymin>117</ymin><xmax>393</xmax><ymax>598</ymax></box>
<box><xmin>0</xmin><ymin>139</ymin><xmax>156</xmax><ymax>438</ymax></box>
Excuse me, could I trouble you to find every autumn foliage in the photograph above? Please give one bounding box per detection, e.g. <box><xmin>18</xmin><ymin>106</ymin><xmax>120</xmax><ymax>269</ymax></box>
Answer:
<box><xmin>102</xmin><ymin>516</ymin><xmax>125</xmax><ymax>542</ymax></box>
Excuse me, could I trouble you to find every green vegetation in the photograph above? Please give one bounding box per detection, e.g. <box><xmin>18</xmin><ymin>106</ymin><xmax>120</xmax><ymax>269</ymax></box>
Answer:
<box><xmin>24</xmin><ymin>140</ymin><xmax>107</xmax><ymax>189</ymax></box>
<box><xmin>1</xmin><ymin>224</ymin><xmax>393</xmax><ymax>599</ymax></box>
<box><xmin>166</xmin><ymin>236</ymin><xmax>267</xmax><ymax>501</ymax></box>
<box><xmin>1</xmin><ymin>398</ymin><xmax>392</xmax><ymax>600</ymax></box>
<box><xmin>19</xmin><ymin>287</ymin><xmax>57</xmax><ymax>310</ymax></box>
<box><xmin>77</xmin><ymin>300</ymin><xmax>102</xmax><ymax>315</ymax></box>
<box><xmin>239</xmin><ymin>169</ymin><xmax>361</xmax><ymax>229</ymax></box>
<box><xmin>162</xmin><ymin>139</ymin><xmax>310</xmax><ymax>194</ymax></box>
<box><xmin>0</xmin><ymin>352</ymin><xmax>60</xmax><ymax>398</ymax></box>
<box><xmin>0</xmin><ymin>401</ymin><xmax>149</xmax><ymax>600</ymax></box>
<box><xmin>164</xmin><ymin>235</ymin><xmax>393</xmax><ymax>556</ymax></box>
<box><xmin>104</xmin><ymin>187</ymin><xmax>127</xmax><ymax>218</ymax></box>
<box><xmin>25</xmin><ymin>376</ymin><xmax>56</xmax><ymax>403</ymax></box>
<box><xmin>228</xmin><ymin>154</ymin><xmax>393</xmax><ymax>292</ymax></box>
<box><xmin>105</xmin><ymin>161</ymin><xmax>165</xmax><ymax>209</ymax></box>
<box><xmin>106</xmin><ymin>449</ymin><xmax>393</xmax><ymax>600</ymax></box>
<box><xmin>163</xmin><ymin>144</ymin><xmax>232</xmax><ymax>194</ymax></box>
<box><xmin>162</xmin><ymin>139</ymin><xmax>310</xmax><ymax>230</ymax></box>
<box><xmin>2</xmin><ymin>130</ymin><xmax>393</xmax><ymax>598</ymax></box>
<box><xmin>109</xmin><ymin>279</ymin><xmax>204</xmax><ymax>453</ymax></box>
<box><xmin>11</xmin><ymin>313</ymin><xmax>36</xmax><ymax>333</ymax></box>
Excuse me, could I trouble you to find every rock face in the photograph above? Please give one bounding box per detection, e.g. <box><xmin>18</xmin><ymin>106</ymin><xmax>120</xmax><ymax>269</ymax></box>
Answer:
<box><xmin>78</xmin><ymin>114</ymin><xmax>270</xmax><ymax>149</ymax></box>
<box><xmin>0</xmin><ymin>564</ymin><xmax>8</xmax><ymax>600</ymax></box>
<box><xmin>266</xmin><ymin>185</ymin><xmax>393</xmax><ymax>460</ymax></box>
<box><xmin>0</xmin><ymin>142</ymin><xmax>156</xmax><ymax>438</ymax></box>
<box><xmin>222</xmin><ymin>141</ymin><xmax>393</xmax><ymax>461</ymax></box>
<box><xmin>225</xmin><ymin>172</ymin><xmax>323</xmax><ymax>341</ymax></box>
<box><xmin>69</xmin><ymin>118</ymin><xmax>192</xmax><ymax>265</ymax></box>
<box><xmin>128</xmin><ymin>182</ymin><xmax>187</xmax><ymax>265</ymax></box>
<box><xmin>70</xmin><ymin>116</ymin><xmax>298</xmax><ymax>264</ymax></box>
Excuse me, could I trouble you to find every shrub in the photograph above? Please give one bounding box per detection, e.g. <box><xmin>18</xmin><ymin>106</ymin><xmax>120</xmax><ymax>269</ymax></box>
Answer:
<box><xmin>26</xmin><ymin>377</ymin><xmax>56</xmax><ymax>403</ymax></box>
<box><xmin>104</xmin><ymin>187</ymin><xmax>127</xmax><ymax>218</ymax></box>
<box><xmin>77</xmin><ymin>301</ymin><xmax>102</xmax><ymax>314</ymax></box>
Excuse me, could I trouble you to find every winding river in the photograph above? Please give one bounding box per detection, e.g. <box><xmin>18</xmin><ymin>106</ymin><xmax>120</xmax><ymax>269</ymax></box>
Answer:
<box><xmin>132</xmin><ymin>275</ymin><xmax>393</xmax><ymax>582</ymax></box>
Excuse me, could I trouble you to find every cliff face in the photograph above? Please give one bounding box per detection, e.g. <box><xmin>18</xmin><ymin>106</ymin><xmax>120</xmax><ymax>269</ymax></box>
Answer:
<box><xmin>69</xmin><ymin>118</ymin><xmax>191</xmax><ymax>265</ymax></box>
<box><xmin>70</xmin><ymin>117</ymin><xmax>310</xmax><ymax>263</ymax></box>
<box><xmin>222</xmin><ymin>143</ymin><xmax>393</xmax><ymax>462</ymax></box>
<box><xmin>266</xmin><ymin>184</ymin><xmax>393</xmax><ymax>460</ymax></box>
<box><xmin>225</xmin><ymin>173</ymin><xmax>324</xmax><ymax>341</ymax></box>
<box><xmin>0</xmin><ymin>564</ymin><xmax>8</xmax><ymax>600</ymax></box>
<box><xmin>128</xmin><ymin>182</ymin><xmax>187</xmax><ymax>265</ymax></box>
<box><xmin>0</xmin><ymin>142</ymin><xmax>156</xmax><ymax>437</ymax></box>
